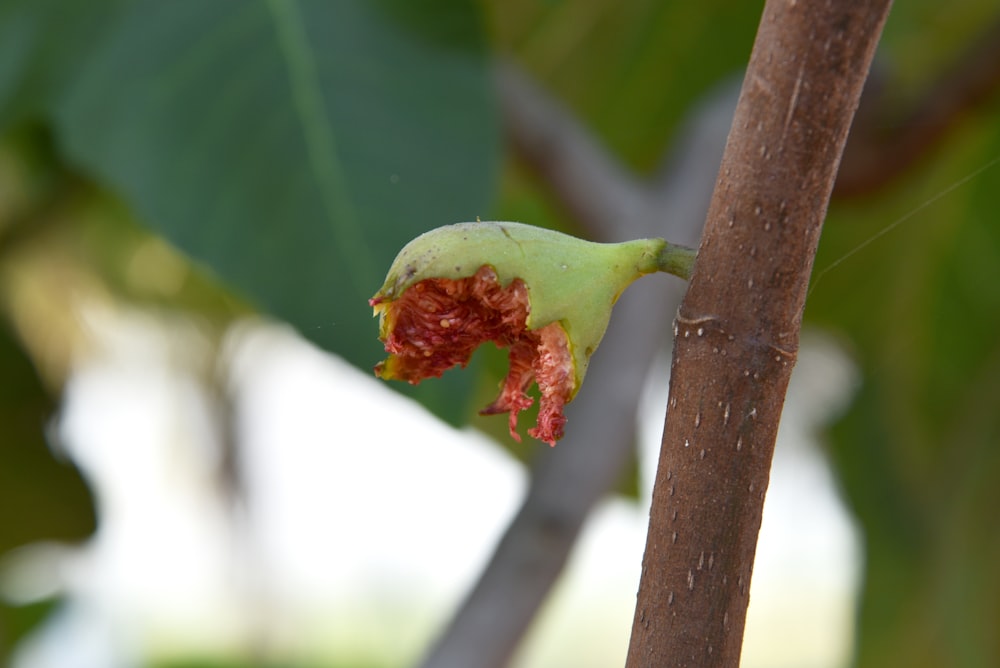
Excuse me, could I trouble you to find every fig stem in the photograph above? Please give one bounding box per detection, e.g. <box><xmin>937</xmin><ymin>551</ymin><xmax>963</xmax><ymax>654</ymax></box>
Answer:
<box><xmin>656</xmin><ymin>241</ymin><xmax>697</xmax><ymax>280</ymax></box>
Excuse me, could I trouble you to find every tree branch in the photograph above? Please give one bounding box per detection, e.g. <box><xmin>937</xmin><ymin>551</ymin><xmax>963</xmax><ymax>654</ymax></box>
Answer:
<box><xmin>625</xmin><ymin>1</ymin><xmax>892</xmax><ymax>665</ymax></box>
<box><xmin>416</xmin><ymin>66</ymin><xmax>735</xmax><ymax>668</ymax></box>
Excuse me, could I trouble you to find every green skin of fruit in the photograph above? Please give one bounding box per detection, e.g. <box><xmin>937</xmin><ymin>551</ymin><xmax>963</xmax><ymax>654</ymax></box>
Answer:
<box><xmin>372</xmin><ymin>221</ymin><xmax>691</xmax><ymax>397</ymax></box>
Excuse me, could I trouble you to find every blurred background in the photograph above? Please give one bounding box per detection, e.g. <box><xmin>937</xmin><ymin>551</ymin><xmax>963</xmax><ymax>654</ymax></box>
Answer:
<box><xmin>1</xmin><ymin>1</ymin><xmax>999</xmax><ymax>667</ymax></box>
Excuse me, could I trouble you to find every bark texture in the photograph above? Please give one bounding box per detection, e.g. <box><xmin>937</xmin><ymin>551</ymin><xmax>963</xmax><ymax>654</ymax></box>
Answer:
<box><xmin>625</xmin><ymin>1</ymin><xmax>893</xmax><ymax>666</ymax></box>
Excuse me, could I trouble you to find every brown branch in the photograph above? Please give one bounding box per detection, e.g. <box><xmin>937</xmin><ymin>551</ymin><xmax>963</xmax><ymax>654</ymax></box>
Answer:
<box><xmin>416</xmin><ymin>67</ymin><xmax>735</xmax><ymax>668</ymax></box>
<box><xmin>836</xmin><ymin>15</ymin><xmax>1000</xmax><ymax>197</ymax></box>
<box><xmin>625</xmin><ymin>1</ymin><xmax>892</xmax><ymax>666</ymax></box>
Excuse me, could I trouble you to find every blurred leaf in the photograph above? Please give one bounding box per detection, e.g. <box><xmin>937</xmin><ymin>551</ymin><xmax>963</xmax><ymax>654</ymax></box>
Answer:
<box><xmin>0</xmin><ymin>600</ymin><xmax>58</xmax><ymax>662</ymax></box>
<box><xmin>0</xmin><ymin>0</ymin><xmax>127</xmax><ymax>126</ymax></box>
<box><xmin>488</xmin><ymin>0</ymin><xmax>761</xmax><ymax>172</ymax></box>
<box><xmin>0</xmin><ymin>325</ymin><xmax>96</xmax><ymax>660</ymax></box>
<box><xmin>812</xmin><ymin>96</ymin><xmax>1000</xmax><ymax>667</ymax></box>
<box><xmin>1</xmin><ymin>0</ymin><xmax>499</xmax><ymax>424</ymax></box>
<box><xmin>0</xmin><ymin>325</ymin><xmax>95</xmax><ymax>554</ymax></box>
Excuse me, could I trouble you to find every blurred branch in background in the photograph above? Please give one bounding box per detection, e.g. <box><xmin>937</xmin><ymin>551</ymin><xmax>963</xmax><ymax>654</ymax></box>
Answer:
<box><xmin>417</xmin><ymin>61</ymin><xmax>736</xmax><ymax>668</ymax></box>
<box><xmin>837</xmin><ymin>15</ymin><xmax>1000</xmax><ymax>196</ymax></box>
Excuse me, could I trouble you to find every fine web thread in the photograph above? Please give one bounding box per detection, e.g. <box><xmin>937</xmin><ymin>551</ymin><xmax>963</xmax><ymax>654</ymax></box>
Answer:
<box><xmin>808</xmin><ymin>154</ymin><xmax>1000</xmax><ymax>298</ymax></box>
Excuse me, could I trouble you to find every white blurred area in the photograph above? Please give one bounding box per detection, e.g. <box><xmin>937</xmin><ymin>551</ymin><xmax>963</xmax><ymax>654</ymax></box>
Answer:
<box><xmin>1</xmin><ymin>303</ymin><xmax>861</xmax><ymax>668</ymax></box>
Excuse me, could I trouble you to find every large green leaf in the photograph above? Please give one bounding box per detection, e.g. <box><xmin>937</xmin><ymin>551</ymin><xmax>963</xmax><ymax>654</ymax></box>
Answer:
<box><xmin>0</xmin><ymin>1</ymin><xmax>116</xmax><ymax>124</ymax></box>
<box><xmin>5</xmin><ymin>0</ymin><xmax>499</xmax><ymax>423</ymax></box>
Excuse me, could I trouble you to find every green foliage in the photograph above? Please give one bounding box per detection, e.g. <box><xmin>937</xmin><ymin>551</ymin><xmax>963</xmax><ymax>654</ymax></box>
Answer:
<box><xmin>0</xmin><ymin>327</ymin><xmax>95</xmax><ymax>661</ymax></box>
<box><xmin>1</xmin><ymin>0</ymin><xmax>499</xmax><ymax>422</ymax></box>
<box><xmin>0</xmin><ymin>326</ymin><xmax>94</xmax><ymax>551</ymax></box>
<box><xmin>55</xmin><ymin>0</ymin><xmax>497</xmax><ymax>362</ymax></box>
<box><xmin>487</xmin><ymin>0</ymin><xmax>761</xmax><ymax>171</ymax></box>
<box><xmin>812</xmin><ymin>122</ymin><xmax>1000</xmax><ymax>667</ymax></box>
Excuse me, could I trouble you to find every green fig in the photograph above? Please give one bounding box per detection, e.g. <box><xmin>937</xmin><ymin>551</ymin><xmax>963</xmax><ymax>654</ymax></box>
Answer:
<box><xmin>370</xmin><ymin>221</ymin><xmax>694</xmax><ymax>445</ymax></box>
